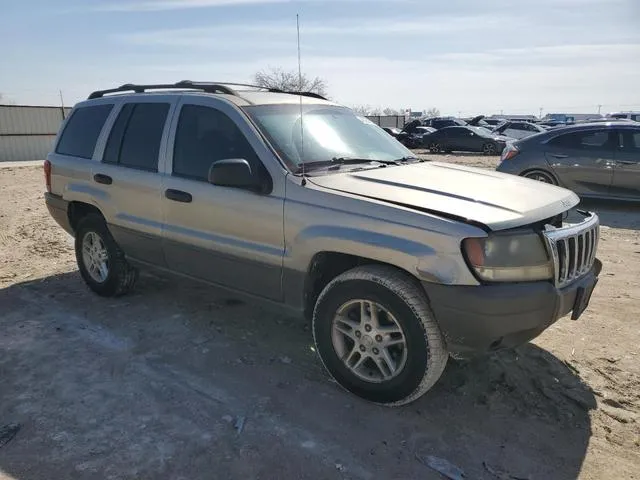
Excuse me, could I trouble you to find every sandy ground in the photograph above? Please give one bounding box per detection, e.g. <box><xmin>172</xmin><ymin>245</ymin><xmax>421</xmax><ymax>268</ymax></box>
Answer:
<box><xmin>0</xmin><ymin>160</ymin><xmax>638</xmax><ymax>480</ymax></box>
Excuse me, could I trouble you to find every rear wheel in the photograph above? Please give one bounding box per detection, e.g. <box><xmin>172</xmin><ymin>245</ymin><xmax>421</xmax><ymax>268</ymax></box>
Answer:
<box><xmin>522</xmin><ymin>170</ymin><xmax>557</xmax><ymax>185</ymax></box>
<box><xmin>312</xmin><ymin>265</ymin><xmax>448</xmax><ymax>406</ymax></box>
<box><xmin>75</xmin><ymin>214</ymin><xmax>138</xmax><ymax>297</ymax></box>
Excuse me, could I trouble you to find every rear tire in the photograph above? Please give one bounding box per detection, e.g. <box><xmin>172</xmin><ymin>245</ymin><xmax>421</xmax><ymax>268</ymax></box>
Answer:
<box><xmin>312</xmin><ymin>265</ymin><xmax>448</xmax><ymax>406</ymax></box>
<box><xmin>522</xmin><ymin>170</ymin><xmax>557</xmax><ymax>185</ymax></box>
<box><xmin>429</xmin><ymin>143</ymin><xmax>442</xmax><ymax>153</ymax></box>
<box><xmin>75</xmin><ymin>214</ymin><xmax>138</xmax><ymax>297</ymax></box>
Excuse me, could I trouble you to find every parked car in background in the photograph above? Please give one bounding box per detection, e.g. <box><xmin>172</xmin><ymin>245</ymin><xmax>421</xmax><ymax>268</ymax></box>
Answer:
<box><xmin>483</xmin><ymin>118</ymin><xmax>506</xmax><ymax>127</ymax></box>
<box><xmin>497</xmin><ymin>121</ymin><xmax>640</xmax><ymax>200</ymax></box>
<box><xmin>466</xmin><ymin>115</ymin><xmax>495</xmax><ymax>130</ymax></box>
<box><xmin>423</xmin><ymin>126</ymin><xmax>514</xmax><ymax>155</ymax></box>
<box><xmin>396</xmin><ymin>121</ymin><xmax>437</xmax><ymax>148</ymax></box>
<box><xmin>422</xmin><ymin>117</ymin><xmax>467</xmax><ymax>130</ymax></box>
<box><xmin>606</xmin><ymin>112</ymin><xmax>640</xmax><ymax>122</ymax></box>
<box><xmin>492</xmin><ymin>121</ymin><xmax>547</xmax><ymax>140</ymax></box>
<box><xmin>381</xmin><ymin>126</ymin><xmax>402</xmax><ymax>138</ymax></box>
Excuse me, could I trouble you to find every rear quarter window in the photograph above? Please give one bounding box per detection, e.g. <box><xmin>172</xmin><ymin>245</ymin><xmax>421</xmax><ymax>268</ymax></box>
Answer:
<box><xmin>55</xmin><ymin>104</ymin><xmax>113</xmax><ymax>159</ymax></box>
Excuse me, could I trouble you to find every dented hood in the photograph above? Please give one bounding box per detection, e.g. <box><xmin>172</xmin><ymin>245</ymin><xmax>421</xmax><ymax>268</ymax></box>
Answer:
<box><xmin>308</xmin><ymin>162</ymin><xmax>579</xmax><ymax>231</ymax></box>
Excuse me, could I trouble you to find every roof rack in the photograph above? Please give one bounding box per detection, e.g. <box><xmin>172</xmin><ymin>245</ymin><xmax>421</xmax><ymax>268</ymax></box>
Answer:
<box><xmin>88</xmin><ymin>80</ymin><xmax>327</xmax><ymax>101</ymax></box>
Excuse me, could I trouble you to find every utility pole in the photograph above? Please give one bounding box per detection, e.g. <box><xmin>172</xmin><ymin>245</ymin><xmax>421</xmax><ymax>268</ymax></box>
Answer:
<box><xmin>597</xmin><ymin>104</ymin><xmax>602</xmax><ymax>115</ymax></box>
<box><xmin>539</xmin><ymin>107</ymin><xmax>543</xmax><ymax>119</ymax></box>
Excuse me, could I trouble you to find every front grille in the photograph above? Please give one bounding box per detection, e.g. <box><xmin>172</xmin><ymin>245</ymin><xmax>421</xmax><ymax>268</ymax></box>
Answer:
<box><xmin>542</xmin><ymin>211</ymin><xmax>599</xmax><ymax>288</ymax></box>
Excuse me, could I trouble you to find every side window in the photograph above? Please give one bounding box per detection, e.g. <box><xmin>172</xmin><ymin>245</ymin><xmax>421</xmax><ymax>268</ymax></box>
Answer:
<box><xmin>621</xmin><ymin>131</ymin><xmax>640</xmax><ymax>152</ymax></box>
<box><xmin>56</xmin><ymin>104</ymin><xmax>113</xmax><ymax>159</ymax></box>
<box><xmin>173</xmin><ymin>105</ymin><xmax>260</xmax><ymax>182</ymax></box>
<box><xmin>549</xmin><ymin>130</ymin><xmax>612</xmax><ymax>150</ymax></box>
<box><xmin>103</xmin><ymin>103</ymin><xmax>169</xmax><ymax>171</ymax></box>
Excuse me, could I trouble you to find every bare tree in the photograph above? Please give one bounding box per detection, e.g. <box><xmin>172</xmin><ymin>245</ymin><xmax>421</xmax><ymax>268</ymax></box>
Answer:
<box><xmin>425</xmin><ymin>107</ymin><xmax>440</xmax><ymax>118</ymax></box>
<box><xmin>382</xmin><ymin>107</ymin><xmax>401</xmax><ymax>116</ymax></box>
<box><xmin>253</xmin><ymin>67</ymin><xmax>328</xmax><ymax>97</ymax></box>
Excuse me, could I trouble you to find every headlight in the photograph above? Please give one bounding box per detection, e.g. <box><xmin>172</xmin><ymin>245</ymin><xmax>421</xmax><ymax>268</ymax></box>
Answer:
<box><xmin>462</xmin><ymin>232</ymin><xmax>553</xmax><ymax>282</ymax></box>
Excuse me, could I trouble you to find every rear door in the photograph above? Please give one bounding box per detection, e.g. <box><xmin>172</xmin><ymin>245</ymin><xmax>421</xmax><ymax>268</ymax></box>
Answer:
<box><xmin>611</xmin><ymin>128</ymin><xmax>640</xmax><ymax>199</ymax></box>
<box><xmin>544</xmin><ymin>128</ymin><xmax>616</xmax><ymax>195</ymax></box>
<box><xmin>161</xmin><ymin>96</ymin><xmax>285</xmax><ymax>300</ymax></box>
<box><xmin>93</xmin><ymin>96</ymin><xmax>177</xmax><ymax>265</ymax></box>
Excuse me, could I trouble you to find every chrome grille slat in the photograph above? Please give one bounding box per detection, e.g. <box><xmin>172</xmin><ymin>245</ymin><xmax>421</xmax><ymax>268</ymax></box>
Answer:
<box><xmin>543</xmin><ymin>212</ymin><xmax>599</xmax><ymax>289</ymax></box>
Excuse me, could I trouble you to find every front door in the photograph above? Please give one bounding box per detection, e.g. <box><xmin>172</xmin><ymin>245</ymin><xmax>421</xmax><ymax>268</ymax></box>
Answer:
<box><xmin>161</xmin><ymin>98</ymin><xmax>285</xmax><ymax>301</ymax></box>
<box><xmin>611</xmin><ymin>129</ymin><xmax>640</xmax><ymax>199</ymax></box>
<box><xmin>544</xmin><ymin>128</ymin><xmax>616</xmax><ymax>196</ymax></box>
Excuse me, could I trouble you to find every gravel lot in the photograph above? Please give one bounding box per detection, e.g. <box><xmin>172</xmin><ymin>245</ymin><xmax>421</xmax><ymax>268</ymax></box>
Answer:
<box><xmin>1</xmin><ymin>158</ymin><xmax>639</xmax><ymax>480</ymax></box>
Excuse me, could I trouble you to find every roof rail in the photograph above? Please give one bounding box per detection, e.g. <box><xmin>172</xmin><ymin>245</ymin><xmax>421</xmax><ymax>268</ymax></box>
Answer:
<box><xmin>87</xmin><ymin>80</ymin><xmax>327</xmax><ymax>100</ymax></box>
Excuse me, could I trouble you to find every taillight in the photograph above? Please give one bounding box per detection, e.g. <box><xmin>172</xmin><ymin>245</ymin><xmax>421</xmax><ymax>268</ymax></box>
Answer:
<box><xmin>44</xmin><ymin>160</ymin><xmax>52</xmax><ymax>193</ymax></box>
<box><xmin>500</xmin><ymin>144</ymin><xmax>520</xmax><ymax>161</ymax></box>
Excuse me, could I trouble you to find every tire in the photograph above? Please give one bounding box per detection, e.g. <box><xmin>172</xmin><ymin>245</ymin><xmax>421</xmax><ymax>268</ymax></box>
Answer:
<box><xmin>429</xmin><ymin>143</ymin><xmax>442</xmax><ymax>154</ymax></box>
<box><xmin>75</xmin><ymin>214</ymin><xmax>138</xmax><ymax>297</ymax></box>
<box><xmin>312</xmin><ymin>265</ymin><xmax>448</xmax><ymax>406</ymax></box>
<box><xmin>522</xmin><ymin>170</ymin><xmax>557</xmax><ymax>185</ymax></box>
<box><xmin>482</xmin><ymin>143</ymin><xmax>497</xmax><ymax>155</ymax></box>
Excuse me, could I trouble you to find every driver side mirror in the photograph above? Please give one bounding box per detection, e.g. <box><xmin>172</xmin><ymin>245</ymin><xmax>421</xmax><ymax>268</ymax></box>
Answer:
<box><xmin>208</xmin><ymin>159</ymin><xmax>262</xmax><ymax>192</ymax></box>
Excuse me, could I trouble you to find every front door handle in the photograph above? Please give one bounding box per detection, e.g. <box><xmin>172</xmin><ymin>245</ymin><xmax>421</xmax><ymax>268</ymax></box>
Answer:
<box><xmin>549</xmin><ymin>153</ymin><xmax>568</xmax><ymax>159</ymax></box>
<box><xmin>165</xmin><ymin>189</ymin><xmax>192</xmax><ymax>203</ymax></box>
<box><xmin>616</xmin><ymin>160</ymin><xmax>636</xmax><ymax>165</ymax></box>
<box><xmin>93</xmin><ymin>173</ymin><xmax>113</xmax><ymax>185</ymax></box>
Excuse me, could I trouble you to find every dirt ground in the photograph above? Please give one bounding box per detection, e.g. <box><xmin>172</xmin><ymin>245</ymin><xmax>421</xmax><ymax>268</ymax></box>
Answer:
<box><xmin>0</xmin><ymin>159</ymin><xmax>638</xmax><ymax>480</ymax></box>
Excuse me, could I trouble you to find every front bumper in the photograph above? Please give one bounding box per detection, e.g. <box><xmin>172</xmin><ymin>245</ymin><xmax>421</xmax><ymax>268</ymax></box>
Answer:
<box><xmin>45</xmin><ymin>192</ymin><xmax>73</xmax><ymax>236</ymax></box>
<box><xmin>423</xmin><ymin>259</ymin><xmax>601</xmax><ymax>357</ymax></box>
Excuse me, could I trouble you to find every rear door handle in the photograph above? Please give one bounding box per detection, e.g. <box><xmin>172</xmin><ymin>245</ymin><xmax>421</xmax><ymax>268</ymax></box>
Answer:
<box><xmin>93</xmin><ymin>173</ymin><xmax>113</xmax><ymax>185</ymax></box>
<box><xmin>550</xmin><ymin>153</ymin><xmax>568</xmax><ymax>159</ymax></box>
<box><xmin>165</xmin><ymin>189</ymin><xmax>192</xmax><ymax>203</ymax></box>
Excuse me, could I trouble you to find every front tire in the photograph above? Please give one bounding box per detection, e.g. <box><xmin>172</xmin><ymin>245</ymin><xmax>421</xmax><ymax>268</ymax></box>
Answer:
<box><xmin>312</xmin><ymin>265</ymin><xmax>448</xmax><ymax>406</ymax></box>
<box><xmin>482</xmin><ymin>142</ymin><xmax>497</xmax><ymax>155</ymax></box>
<box><xmin>75</xmin><ymin>214</ymin><xmax>138</xmax><ymax>297</ymax></box>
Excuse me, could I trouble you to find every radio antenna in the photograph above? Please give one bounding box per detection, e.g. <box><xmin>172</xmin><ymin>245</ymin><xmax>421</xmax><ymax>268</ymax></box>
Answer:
<box><xmin>296</xmin><ymin>13</ymin><xmax>306</xmax><ymax>185</ymax></box>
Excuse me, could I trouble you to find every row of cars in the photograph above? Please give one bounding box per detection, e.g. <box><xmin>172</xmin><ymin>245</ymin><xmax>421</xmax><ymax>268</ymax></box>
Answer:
<box><xmin>383</xmin><ymin>114</ymin><xmax>639</xmax><ymax>157</ymax></box>
<box><xmin>382</xmin><ymin>115</ymin><xmax>640</xmax><ymax>200</ymax></box>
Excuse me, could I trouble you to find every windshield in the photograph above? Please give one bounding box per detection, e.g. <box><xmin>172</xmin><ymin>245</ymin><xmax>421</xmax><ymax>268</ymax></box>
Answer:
<box><xmin>243</xmin><ymin>104</ymin><xmax>413</xmax><ymax>170</ymax></box>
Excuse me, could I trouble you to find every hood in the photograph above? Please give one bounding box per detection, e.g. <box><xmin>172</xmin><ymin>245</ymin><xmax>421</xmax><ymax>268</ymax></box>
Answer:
<box><xmin>308</xmin><ymin>162</ymin><xmax>579</xmax><ymax>231</ymax></box>
<box><xmin>467</xmin><ymin>114</ymin><xmax>485</xmax><ymax>126</ymax></box>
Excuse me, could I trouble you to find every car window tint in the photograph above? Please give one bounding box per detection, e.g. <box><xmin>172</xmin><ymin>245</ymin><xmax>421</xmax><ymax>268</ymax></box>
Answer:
<box><xmin>56</xmin><ymin>104</ymin><xmax>113</xmax><ymax>159</ymax></box>
<box><xmin>549</xmin><ymin>130</ymin><xmax>611</xmax><ymax>150</ymax></box>
<box><xmin>117</xmin><ymin>103</ymin><xmax>169</xmax><ymax>171</ymax></box>
<box><xmin>103</xmin><ymin>104</ymin><xmax>134</xmax><ymax>165</ymax></box>
<box><xmin>173</xmin><ymin>104</ymin><xmax>260</xmax><ymax>181</ymax></box>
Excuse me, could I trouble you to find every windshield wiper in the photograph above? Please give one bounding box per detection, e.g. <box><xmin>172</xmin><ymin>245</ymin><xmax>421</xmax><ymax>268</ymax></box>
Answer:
<box><xmin>295</xmin><ymin>157</ymin><xmax>399</xmax><ymax>173</ymax></box>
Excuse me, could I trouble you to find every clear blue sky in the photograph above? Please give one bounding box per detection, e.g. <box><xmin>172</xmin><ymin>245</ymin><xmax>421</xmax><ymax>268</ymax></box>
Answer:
<box><xmin>1</xmin><ymin>0</ymin><xmax>639</xmax><ymax>116</ymax></box>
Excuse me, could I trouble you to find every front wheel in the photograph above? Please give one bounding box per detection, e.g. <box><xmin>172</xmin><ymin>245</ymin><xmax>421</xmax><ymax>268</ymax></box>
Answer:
<box><xmin>312</xmin><ymin>265</ymin><xmax>448</xmax><ymax>406</ymax></box>
<box><xmin>429</xmin><ymin>143</ymin><xmax>443</xmax><ymax>153</ymax></box>
<box><xmin>482</xmin><ymin>142</ymin><xmax>497</xmax><ymax>155</ymax></box>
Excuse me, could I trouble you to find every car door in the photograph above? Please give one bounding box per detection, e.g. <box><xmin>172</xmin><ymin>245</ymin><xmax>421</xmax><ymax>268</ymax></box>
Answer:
<box><xmin>93</xmin><ymin>97</ymin><xmax>177</xmax><ymax>265</ymax></box>
<box><xmin>611</xmin><ymin>128</ymin><xmax>640</xmax><ymax>199</ymax></box>
<box><xmin>161</xmin><ymin>97</ymin><xmax>285</xmax><ymax>301</ymax></box>
<box><xmin>445</xmin><ymin>127</ymin><xmax>468</xmax><ymax>151</ymax></box>
<box><xmin>544</xmin><ymin>128</ymin><xmax>616</xmax><ymax>195</ymax></box>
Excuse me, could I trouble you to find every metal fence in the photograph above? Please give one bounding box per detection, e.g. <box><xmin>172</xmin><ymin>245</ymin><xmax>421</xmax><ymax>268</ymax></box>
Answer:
<box><xmin>365</xmin><ymin>115</ymin><xmax>406</xmax><ymax>129</ymax></box>
<box><xmin>0</xmin><ymin>105</ymin><xmax>71</xmax><ymax>162</ymax></box>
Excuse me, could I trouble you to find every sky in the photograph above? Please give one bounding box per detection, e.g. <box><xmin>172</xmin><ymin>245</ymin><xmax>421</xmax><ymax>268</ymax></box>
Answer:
<box><xmin>1</xmin><ymin>0</ymin><xmax>639</xmax><ymax>116</ymax></box>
